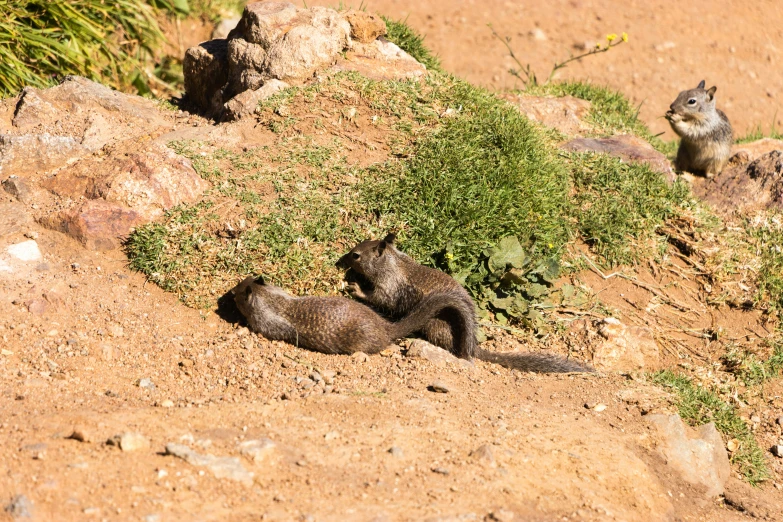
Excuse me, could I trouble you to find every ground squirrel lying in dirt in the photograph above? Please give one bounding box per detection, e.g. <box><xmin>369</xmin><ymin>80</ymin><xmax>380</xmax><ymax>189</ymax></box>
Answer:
<box><xmin>666</xmin><ymin>80</ymin><xmax>733</xmax><ymax>178</ymax></box>
<box><xmin>337</xmin><ymin>234</ymin><xmax>593</xmax><ymax>373</ymax></box>
<box><xmin>231</xmin><ymin>275</ymin><xmax>474</xmax><ymax>356</ymax></box>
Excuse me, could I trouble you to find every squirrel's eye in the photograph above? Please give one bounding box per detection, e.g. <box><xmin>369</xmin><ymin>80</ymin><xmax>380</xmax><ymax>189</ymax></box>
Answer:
<box><xmin>352</xmin><ymin>252</ymin><xmax>360</xmax><ymax>260</ymax></box>
<box><xmin>687</xmin><ymin>98</ymin><xmax>697</xmax><ymax>105</ymax></box>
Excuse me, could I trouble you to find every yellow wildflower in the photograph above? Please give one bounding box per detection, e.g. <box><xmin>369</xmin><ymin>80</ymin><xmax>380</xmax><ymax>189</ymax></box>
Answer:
<box><xmin>445</xmin><ymin>252</ymin><xmax>454</xmax><ymax>260</ymax></box>
<box><xmin>595</xmin><ymin>42</ymin><xmax>602</xmax><ymax>49</ymax></box>
<box><xmin>621</xmin><ymin>32</ymin><xmax>628</xmax><ymax>42</ymax></box>
<box><xmin>606</xmin><ymin>33</ymin><xmax>617</xmax><ymax>42</ymax></box>
<box><xmin>547</xmin><ymin>243</ymin><xmax>554</xmax><ymax>249</ymax></box>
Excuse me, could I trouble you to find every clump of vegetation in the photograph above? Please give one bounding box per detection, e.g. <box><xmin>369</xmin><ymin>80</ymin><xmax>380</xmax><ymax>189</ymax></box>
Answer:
<box><xmin>651</xmin><ymin>370</ymin><xmax>770</xmax><ymax>485</ymax></box>
<box><xmin>382</xmin><ymin>16</ymin><xmax>442</xmax><ymax>72</ymax></box>
<box><xmin>0</xmin><ymin>0</ymin><xmax>169</xmax><ymax>97</ymax></box>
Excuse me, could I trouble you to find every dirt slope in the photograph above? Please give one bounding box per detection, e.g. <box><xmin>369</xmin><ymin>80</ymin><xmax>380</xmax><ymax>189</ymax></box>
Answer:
<box><xmin>308</xmin><ymin>0</ymin><xmax>783</xmax><ymax>139</ymax></box>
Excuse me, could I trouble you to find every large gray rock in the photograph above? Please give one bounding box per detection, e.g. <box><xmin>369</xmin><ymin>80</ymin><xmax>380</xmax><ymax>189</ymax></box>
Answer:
<box><xmin>183</xmin><ymin>4</ymin><xmax>421</xmax><ymax>119</ymax></box>
<box><xmin>503</xmin><ymin>94</ymin><xmax>593</xmax><ymax>137</ymax></box>
<box><xmin>647</xmin><ymin>414</ymin><xmax>730</xmax><ymax>498</ymax></box>
<box><xmin>263</xmin><ymin>7</ymin><xmax>350</xmax><ymax>82</ymax></box>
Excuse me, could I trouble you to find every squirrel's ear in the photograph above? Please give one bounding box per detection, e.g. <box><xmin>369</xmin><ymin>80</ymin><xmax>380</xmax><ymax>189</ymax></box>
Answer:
<box><xmin>706</xmin><ymin>86</ymin><xmax>717</xmax><ymax>100</ymax></box>
<box><xmin>254</xmin><ymin>275</ymin><xmax>266</xmax><ymax>285</ymax></box>
<box><xmin>382</xmin><ymin>233</ymin><xmax>397</xmax><ymax>245</ymax></box>
<box><xmin>697</xmin><ymin>80</ymin><xmax>706</xmax><ymax>89</ymax></box>
<box><xmin>376</xmin><ymin>240</ymin><xmax>387</xmax><ymax>256</ymax></box>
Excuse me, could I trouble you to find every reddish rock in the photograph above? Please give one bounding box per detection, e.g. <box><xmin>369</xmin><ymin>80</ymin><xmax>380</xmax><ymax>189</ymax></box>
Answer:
<box><xmin>47</xmin><ymin>200</ymin><xmax>146</xmax><ymax>251</ymax></box>
<box><xmin>233</xmin><ymin>1</ymin><xmax>299</xmax><ymax>48</ymax></box>
<box><xmin>344</xmin><ymin>10</ymin><xmax>387</xmax><ymax>43</ymax></box>
<box><xmin>42</xmin><ymin>141</ymin><xmax>209</xmax><ymax>223</ymax></box>
<box><xmin>691</xmin><ymin>150</ymin><xmax>783</xmax><ymax>212</ymax></box>
<box><xmin>2</xmin><ymin>175</ymin><xmax>32</xmax><ymax>202</ymax></box>
<box><xmin>561</xmin><ymin>135</ymin><xmax>676</xmax><ymax>183</ymax></box>
<box><xmin>732</xmin><ymin>138</ymin><xmax>783</xmax><ymax>163</ymax></box>
<box><xmin>503</xmin><ymin>94</ymin><xmax>593</xmax><ymax>137</ymax></box>
<box><xmin>223</xmin><ymin>79</ymin><xmax>289</xmax><ymax>121</ymax></box>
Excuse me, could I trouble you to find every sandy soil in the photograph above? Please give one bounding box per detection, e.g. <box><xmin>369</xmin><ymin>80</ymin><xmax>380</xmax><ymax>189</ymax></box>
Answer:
<box><xmin>308</xmin><ymin>0</ymin><xmax>783</xmax><ymax>139</ymax></box>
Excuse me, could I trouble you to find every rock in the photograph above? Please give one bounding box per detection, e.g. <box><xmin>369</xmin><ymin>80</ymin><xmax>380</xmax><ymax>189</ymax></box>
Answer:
<box><xmin>388</xmin><ymin>446</ymin><xmax>403</xmax><ymax>458</ymax></box>
<box><xmin>263</xmin><ymin>7</ymin><xmax>351</xmax><ymax>82</ymax></box>
<box><xmin>561</xmin><ymin>135</ymin><xmax>676</xmax><ymax>183</ymax></box>
<box><xmin>321</xmin><ymin>370</ymin><xmax>336</xmax><ymax>384</ymax></box>
<box><xmin>165</xmin><ymin>443</ymin><xmax>253</xmax><ymax>485</ymax></box>
<box><xmin>777</xmin><ymin>416</ymin><xmax>783</xmax><ymax>426</ymax></box>
<box><xmin>42</xmin><ymin>200</ymin><xmax>145</xmax><ymax>251</ymax></box>
<box><xmin>646</xmin><ymin>414</ymin><xmax>730</xmax><ymax>497</ymax></box>
<box><xmin>469</xmin><ymin>444</ymin><xmax>496</xmax><ymax>466</ymax></box>
<box><xmin>351</xmin><ymin>351</ymin><xmax>369</xmax><ymax>362</ymax></box>
<box><xmin>487</xmin><ymin>509</ymin><xmax>516</xmax><ymax>522</ymax></box>
<box><xmin>226</xmin><ymin>37</ymin><xmax>268</xmax><ymax>94</ymax></box>
<box><xmin>68</xmin><ymin>426</ymin><xmax>93</xmax><ymax>443</ymax></box>
<box><xmin>428</xmin><ymin>380</ymin><xmax>451</xmax><ymax>393</ymax></box>
<box><xmin>731</xmin><ymin>138</ymin><xmax>783</xmax><ymax>163</ymax></box>
<box><xmin>344</xmin><ymin>10</ymin><xmax>387</xmax><ymax>43</ymax></box>
<box><xmin>529</xmin><ymin>28</ymin><xmax>547</xmax><ymax>41</ymax></box>
<box><xmin>723</xmin><ymin>477</ymin><xmax>781</xmax><ymax>519</ymax></box>
<box><xmin>238</xmin><ymin>438</ymin><xmax>277</xmax><ymax>462</ymax></box>
<box><xmin>4</xmin><ymin>494</ymin><xmax>33</xmax><ymax>519</ymax></box>
<box><xmin>407</xmin><ymin>339</ymin><xmax>474</xmax><ymax>369</ymax></box>
<box><xmin>160</xmin><ymin>399</ymin><xmax>174</xmax><ymax>408</ymax></box>
<box><xmin>592</xmin><ymin>318</ymin><xmax>660</xmax><ymax>372</ymax></box>
<box><xmin>138</xmin><ymin>378</ymin><xmax>156</xmax><ymax>391</ymax></box>
<box><xmin>212</xmin><ymin>16</ymin><xmax>241</xmax><ymax>40</ymax></box>
<box><xmin>100</xmin><ymin>344</ymin><xmax>114</xmax><ymax>362</ymax></box>
<box><xmin>233</xmin><ymin>1</ymin><xmax>299</xmax><ymax>48</ymax></box>
<box><xmin>183</xmin><ymin>39</ymin><xmax>230</xmax><ymax>116</ymax></box>
<box><xmin>0</xmin><ymin>202</ymin><xmax>33</xmax><ymax>239</ymax></box>
<box><xmin>431</xmin><ymin>466</ymin><xmax>450</xmax><ymax>475</ymax></box>
<box><xmin>109</xmin><ymin>432</ymin><xmax>150</xmax><ymax>452</ymax></box>
<box><xmin>772</xmin><ymin>445</ymin><xmax>783</xmax><ymax>458</ymax></box>
<box><xmin>575</xmin><ymin>134</ymin><xmax>669</xmax><ymax>174</ymax></box>
<box><xmin>310</xmin><ymin>371</ymin><xmax>322</xmax><ymax>382</ymax></box>
<box><xmin>503</xmin><ymin>94</ymin><xmax>593</xmax><ymax>137</ymax></box>
<box><xmin>223</xmin><ymin>79</ymin><xmax>289</xmax><ymax>121</ymax></box>
<box><xmin>42</xmin><ymin>141</ymin><xmax>208</xmax><ymax>223</ymax></box>
<box><xmin>2</xmin><ymin>176</ymin><xmax>32</xmax><ymax>202</ymax></box>
<box><xmin>331</xmin><ymin>38</ymin><xmax>427</xmax><ymax>81</ymax></box>
<box><xmin>0</xmin><ymin>133</ymin><xmax>87</xmax><ymax>177</ymax></box>
<box><xmin>2</xmin><ymin>77</ymin><xmax>173</xmax><ymax>177</ymax></box>
<box><xmin>691</xmin><ymin>150</ymin><xmax>783</xmax><ymax>212</ymax></box>
<box><xmin>6</xmin><ymin>240</ymin><xmax>41</xmax><ymax>262</ymax></box>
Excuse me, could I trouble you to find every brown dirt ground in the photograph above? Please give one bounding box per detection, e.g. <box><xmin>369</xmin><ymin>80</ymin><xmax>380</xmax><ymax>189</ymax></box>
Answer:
<box><xmin>309</xmin><ymin>0</ymin><xmax>783</xmax><ymax>140</ymax></box>
<box><xmin>3</xmin><ymin>3</ymin><xmax>783</xmax><ymax>521</ymax></box>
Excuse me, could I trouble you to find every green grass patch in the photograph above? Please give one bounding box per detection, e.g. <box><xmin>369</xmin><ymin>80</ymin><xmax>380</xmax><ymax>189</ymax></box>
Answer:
<box><xmin>569</xmin><ymin>152</ymin><xmax>693</xmax><ymax>266</ymax></box>
<box><xmin>651</xmin><ymin>370</ymin><xmax>770</xmax><ymax>485</ymax></box>
<box><xmin>735</xmin><ymin>125</ymin><xmax>783</xmax><ymax>144</ymax></box>
<box><xmin>745</xmin><ymin>214</ymin><xmax>783</xmax><ymax>312</ymax></box>
<box><xmin>0</xmin><ymin>0</ymin><xmax>179</xmax><ymax>97</ymax></box>
<box><xmin>723</xmin><ymin>338</ymin><xmax>783</xmax><ymax>387</ymax></box>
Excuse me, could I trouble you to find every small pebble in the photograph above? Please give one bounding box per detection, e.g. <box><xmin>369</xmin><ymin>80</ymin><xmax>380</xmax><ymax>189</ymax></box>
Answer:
<box><xmin>351</xmin><ymin>352</ymin><xmax>369</xmax><ymax>363</ymax></box>
<box><xmin>388</xmin><ymin>446</ymin><xmax>403</xmax><ymax>458</ymax></box>
<box><xmin>5</xmin><ymin>495</ymin><xmax>33</xmax><ymax>518</ymax></box>
<box><xmin>109</xmin><ymin>432</ymin><xmax>150</xmax><ymax>452</ymax></box>
<box><xmin>776</xmin><ymin>416</ymin><xmax>783</xmax><ymax>426</ymax></box>
<box><xmin>310</xmin><ymin>371</ymin><xmax>322</xmax><ymax>382</ymax></box>
<box><xmin>160</xmin><ymin>400</ymin><xmax>174</xmax><ymax>408</ymax></box>
<box><xmin>69</xmin><ymin>426</ymin><xmax>93</xmax><ymax>443</ymax></box>
<box><xmin>431</xmin><ymin>467</ymin><xmax>450</xmax><ymax>475</ymax></box>
<box><xmin>299</xmin><ymin>379</ymin><xmax>315</xmax><ymax>390</ymax></box>
<box><xmin>428</xmin><ymin>381</ymin><xmax>450</xmax><ymax>393</ymax></box>
<box><xmin>772</xmin><ymin>445</ymin><xmax>783</xmax><ymax>458</ymax></box>
<box><xmin>138</xmin><ymin>378</ymin><xmax>155</xmax><ymax>391</ymax></box>
<box><xmin>321</xmin><ymin>370</ymin><xmax>336</xmax><ymax>385</ymax></box>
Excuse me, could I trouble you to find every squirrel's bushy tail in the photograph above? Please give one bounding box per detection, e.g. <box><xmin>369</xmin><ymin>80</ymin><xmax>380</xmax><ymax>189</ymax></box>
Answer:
<box><xmin>390</xmin><ymin>291</ymin><xmax>477</xmax><ymax>358</ymax></box>
<box><xmin>476</xmin><ymin>348</ymin><xmax>594</xmax><ymax>373</ymax></box>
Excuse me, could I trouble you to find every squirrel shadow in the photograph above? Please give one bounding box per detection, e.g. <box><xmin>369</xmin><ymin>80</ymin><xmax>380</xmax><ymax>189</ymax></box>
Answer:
<box><xmin>215</xmin><ymin>288</ymin><xmax>247</xmax><ymax>326</ymax></box>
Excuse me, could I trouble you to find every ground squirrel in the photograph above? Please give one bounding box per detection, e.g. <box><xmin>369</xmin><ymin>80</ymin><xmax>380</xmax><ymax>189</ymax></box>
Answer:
<box><xmin>666</xmin><ymin>80</ymin><xmax>733</xmax><ymax>178</ymax></box>
<box><xmin>231</xmin><ymin>275</ymin><xmax>474</xmax><ymax>356</ymax></box>
<box><xmin>337</xmin><ymin>234</ymin><xmax>593</xmax><ymax>373</ymax></box>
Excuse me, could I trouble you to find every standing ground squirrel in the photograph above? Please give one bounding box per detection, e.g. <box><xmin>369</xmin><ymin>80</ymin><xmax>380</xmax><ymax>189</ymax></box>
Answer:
<box><xmin>337</xmin><ymin>234</ymin><xmax>593</xmax><ymax>373</ymax></box>
<box><xmin>231</xmin><ymin>275</ymin><xmax>475</xmax><ymax>356</ymax></box>
<box><xmin>666</xmin><ymin>80</ymin><xmax>733</xmax><ymax>178</ymax></box>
